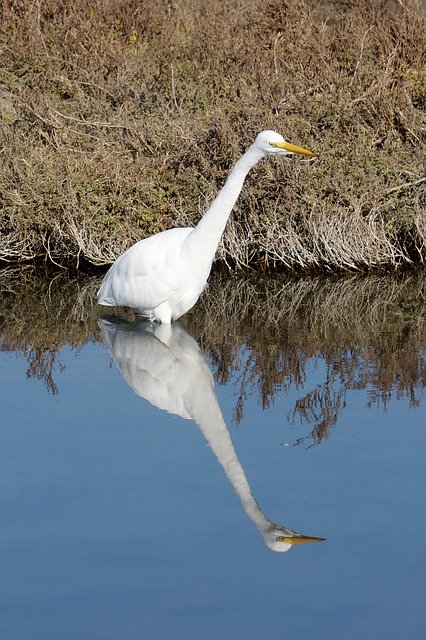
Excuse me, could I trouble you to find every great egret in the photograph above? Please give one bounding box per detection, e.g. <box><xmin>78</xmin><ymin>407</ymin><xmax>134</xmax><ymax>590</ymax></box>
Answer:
<box><xmin>99</xmin><ymin>317</ymin><xmax>325</xmax><ymax>552</ymax></box>
<box><xmin>97</xmin><ymin>130</ymin><xmax>316</xmax><ymax>322</ymax></box>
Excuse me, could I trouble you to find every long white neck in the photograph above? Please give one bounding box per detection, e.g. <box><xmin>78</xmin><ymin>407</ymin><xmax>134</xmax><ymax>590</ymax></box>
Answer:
<box><xmin>100</xmin><ymin>319</ymin><xmax>273</xmax><ymax>540</ymax></box>
<box><xmin>189</xmin><ymin>386</ymin><xmax>272</xmax><ymax>534</ymax></box>
<box><xmin>189</xmin><ymin>143</ymin><xmax>264</xmax><ymax>257</ymax></box>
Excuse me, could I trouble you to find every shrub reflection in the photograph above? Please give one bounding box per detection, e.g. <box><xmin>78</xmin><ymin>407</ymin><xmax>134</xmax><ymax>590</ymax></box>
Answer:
<box><xmin>0</xmin><ymin>266</ymin><xmax>424</xmax><ymax>444</ymax></box>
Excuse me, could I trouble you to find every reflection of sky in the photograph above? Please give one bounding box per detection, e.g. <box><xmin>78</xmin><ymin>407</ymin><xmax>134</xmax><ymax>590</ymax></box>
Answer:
<box><xmin>0</xmin><ymin>342</ymin><xmax>425</xmax><ymax>640</ymax></box>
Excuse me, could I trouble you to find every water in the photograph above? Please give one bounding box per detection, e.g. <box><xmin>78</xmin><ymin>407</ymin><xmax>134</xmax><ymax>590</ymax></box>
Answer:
<box><xmin>0</xmin><ymin>267</ymin><xmax>425</xmax><ymax>640</ymax></box>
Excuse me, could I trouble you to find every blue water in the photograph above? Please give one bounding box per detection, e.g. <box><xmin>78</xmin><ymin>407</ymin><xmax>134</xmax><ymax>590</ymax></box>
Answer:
<box><xmin>0</xmin><ymin>288</ymin><xmax>425</xmax><ymax>639</ymax></box>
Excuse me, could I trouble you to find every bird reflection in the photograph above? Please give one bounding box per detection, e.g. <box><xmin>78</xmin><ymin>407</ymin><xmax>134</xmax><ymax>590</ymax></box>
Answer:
<box><xmin>99</xmin><ymin>317</ymin><xmax>325</xmax><ymax>552</ymax></box>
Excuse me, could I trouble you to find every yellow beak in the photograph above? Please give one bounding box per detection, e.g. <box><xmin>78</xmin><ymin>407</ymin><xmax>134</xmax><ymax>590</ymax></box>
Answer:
<box><xmin>276</xmin><ymin>533</ymin><xmax>326</xmax><ymax>545</ymax></box>
<box><xmin>272</xmin><ymin>141</ymin><xmax>317</xmax><ymax>158</ymax></box>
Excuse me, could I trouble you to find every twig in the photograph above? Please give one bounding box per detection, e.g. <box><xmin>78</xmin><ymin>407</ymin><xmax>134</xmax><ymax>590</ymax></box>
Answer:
<box><xmin>170</xmin><ymin>64</ymin><xmax>179</xmax><ymax>109</ymax></box>
<box><xmin>384</xmin><ymin>177</ymin><xmax>426</xmax><ymax>196</ymax></box>
<box><xmin>349</xmin><ymin>26</ymin><xmax>373</xmax><ymax>87</ymax></box>
<box><xmin>273</xmin><ymin>32</ymin><xmax>283</xmax><ymax>79</ymax></box>
<box><xmin>49</xmin><ymin>107</ymin><xmax>136</xmax><ymax>131</ymax></box>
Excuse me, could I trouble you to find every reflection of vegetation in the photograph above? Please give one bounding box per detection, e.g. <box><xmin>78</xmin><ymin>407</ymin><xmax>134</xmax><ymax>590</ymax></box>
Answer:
<box><xmin>185</xmin><ymin>271</ymin><xmax>426</xmax><ymax>442</ymax></box>
<box><xmin>0</xmin><ymin>267</ymin><xmax>424</xmax><ymax>443</ymax></box>
<box><xmin>0</xmin><ymin>266</ymin><xmax>99</xmax><ymax>394</ymax></box>
<box><xmin>290</xmin><ymin>383</ymin><xmax>347</xmax><ymax>447</ymax></box>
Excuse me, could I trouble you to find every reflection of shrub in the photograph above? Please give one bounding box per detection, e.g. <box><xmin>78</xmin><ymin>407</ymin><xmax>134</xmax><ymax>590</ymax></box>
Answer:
<box><xmin>0</xmin><ymin>0</ymin><xmax>425</xmax><ymax>270</ymax></box>
<box><xmin>1</xmin><ymin>267</ymin><xmax>424</xmax><ymax>444</ymax></box>
<box><xmin>186</xmin><ymin>271</ymin><xmax>426</xmax><ymax>440</ymax></box>
<box><xmin>0</xmin><ymin>266</ymin><xmax>100</xmax><ymax>393</ymax></box>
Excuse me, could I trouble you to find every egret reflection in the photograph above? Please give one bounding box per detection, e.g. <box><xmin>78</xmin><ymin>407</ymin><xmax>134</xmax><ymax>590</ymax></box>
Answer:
<box><xmin>99</xmin><ymin>317</ymin><xmax>325</xmax><ymax>552</ymax></box>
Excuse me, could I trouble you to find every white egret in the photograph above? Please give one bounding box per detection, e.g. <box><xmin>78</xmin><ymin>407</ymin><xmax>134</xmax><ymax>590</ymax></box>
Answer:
<box><xmin>97</xmin><ymin>131</ymin><xmax>316</xmax><ymax>322</ymax></box>
<box><xmin>99</xmin><ymin>317</ymin><xmax>325</xmax><ymax>551</ymax></box>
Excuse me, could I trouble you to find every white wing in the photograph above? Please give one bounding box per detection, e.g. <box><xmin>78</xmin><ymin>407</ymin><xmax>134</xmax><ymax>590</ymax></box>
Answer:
<box><xmin>97</xmin><ymin>227</ymin><xmax>194</xmax><ymax>311</ymax></box>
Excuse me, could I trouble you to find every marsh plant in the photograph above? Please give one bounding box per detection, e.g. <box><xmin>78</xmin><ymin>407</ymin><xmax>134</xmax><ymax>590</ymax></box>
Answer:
<box><xmin>0</xmin><ymin>0</ymin><xmax>425</xmax><ymax>271</ymax></box>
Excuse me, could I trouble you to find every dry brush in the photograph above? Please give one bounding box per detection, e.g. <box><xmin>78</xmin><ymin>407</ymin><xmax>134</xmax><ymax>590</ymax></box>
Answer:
<box><xmin>0</xmin><ymin>0</ymin><xmax>425</xmax><ymax>271</ymax></box>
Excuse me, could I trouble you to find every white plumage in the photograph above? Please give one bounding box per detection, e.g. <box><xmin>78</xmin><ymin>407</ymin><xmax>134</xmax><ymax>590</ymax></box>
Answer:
<box><xmin>99</xmin><ymin>318</ymin><xmax>325</xmax><ymax>551</ymax></box>
<box><xmin>97</xmin><ymin>130</ymin><xmax>315</xmax><ymax>322</ymax></box>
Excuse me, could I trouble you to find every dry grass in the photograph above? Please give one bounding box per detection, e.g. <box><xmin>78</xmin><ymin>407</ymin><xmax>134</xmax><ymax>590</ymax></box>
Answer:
<box><xmin>0</xmin><ymin>0</ymin><xmax>425</xmax><ymax>271</ymax></box>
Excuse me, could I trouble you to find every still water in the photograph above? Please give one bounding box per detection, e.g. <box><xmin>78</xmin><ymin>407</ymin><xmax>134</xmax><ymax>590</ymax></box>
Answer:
<box><xmin>0</xmin><ymin>267</ymin><xmax>425</xmax><ymax>640</ymax></box>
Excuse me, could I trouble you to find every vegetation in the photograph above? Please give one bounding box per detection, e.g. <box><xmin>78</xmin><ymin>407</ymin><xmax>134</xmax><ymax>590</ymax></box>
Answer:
<box><xmin>0</xmin><ymin>0</ymin><xmax>425</xmax><ymax>271</ymax></box>
<box><xmin>189</xmin><ymin>272</ymin><xmax>426</xmax><ymax>441</ymax></box>
<box><xmin>0</xmin><ymin>267</ymin><xmax>424</xmax><ymax>444</ymax></box>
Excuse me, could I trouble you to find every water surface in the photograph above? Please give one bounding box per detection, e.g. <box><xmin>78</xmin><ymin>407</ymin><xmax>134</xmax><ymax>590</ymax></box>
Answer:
<box><xmin>0</xmin><ymin>268</ymin><xmax>425</xmax><ymax>639</ymax></box>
